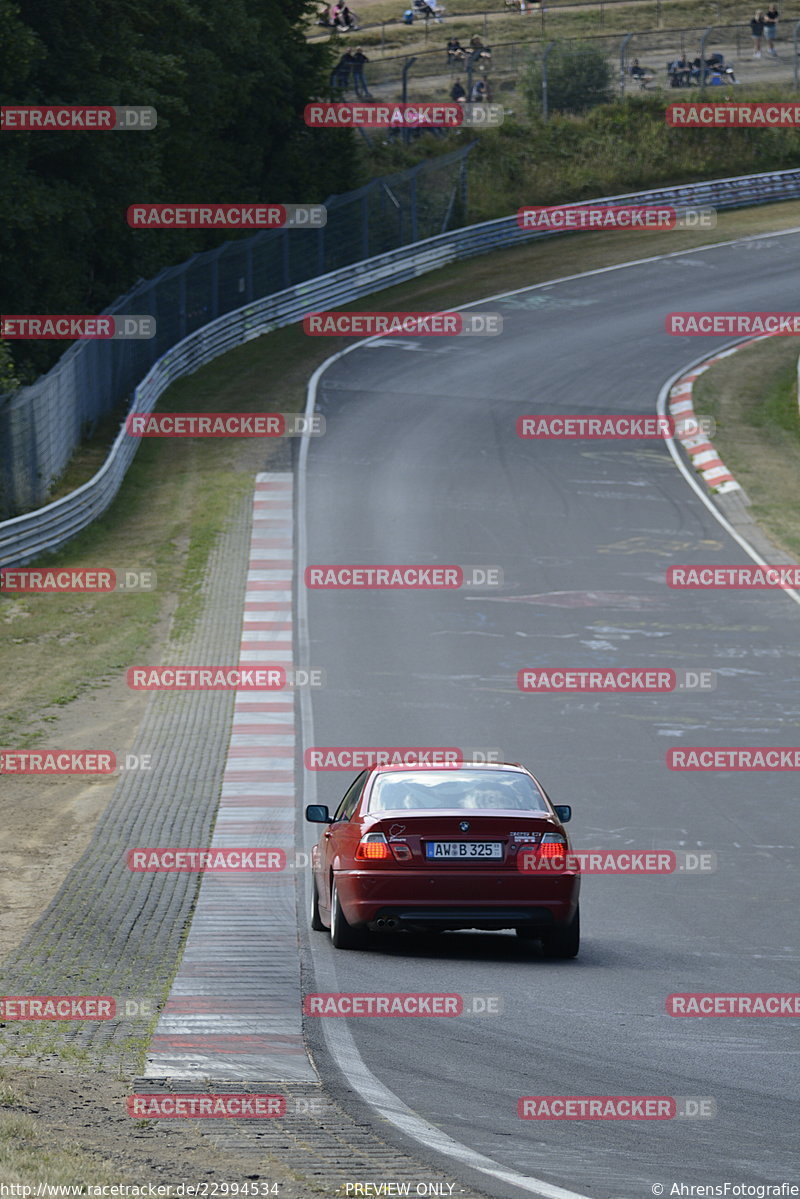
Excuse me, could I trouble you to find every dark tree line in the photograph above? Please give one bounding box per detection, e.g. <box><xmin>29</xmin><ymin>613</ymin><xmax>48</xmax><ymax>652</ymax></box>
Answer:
<box><xmin>0</xmin><ymin>0</ymin><xmax>354</xmax><ymax>380</ymax></box>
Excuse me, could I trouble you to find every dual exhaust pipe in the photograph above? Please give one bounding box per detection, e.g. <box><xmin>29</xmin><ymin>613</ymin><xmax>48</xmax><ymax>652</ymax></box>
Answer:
<box><xmin>374</xmin><ymin>916</ymin><xmax>399</xmax><ymax>930</ymax></box>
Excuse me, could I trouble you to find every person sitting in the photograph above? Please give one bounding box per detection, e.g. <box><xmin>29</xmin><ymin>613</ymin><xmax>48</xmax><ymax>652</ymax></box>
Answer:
<box><xmin>402</xmin><ymin>6</ymin><xmax>414</xmax><ymax>20</ymax></box>
<box><xmin>447</xmin><ymin>37</ymin><xmax>465</xmax><ymax>63</ymax></box>
<box><xmin>450</xmin><ymin>77</ymin><xmax>466</xmax><ymax>101</ymax></box>
<box><xmin>469</xmin><ymin>78</ymin><xmax>487</xmax><ymax>101</ymax></box>
<box><xmin>667</xmin><ymin>54</ymin><xmax>691</xmax><ymax>86</ymax></box>
<box><xmin>469</xmin><ymin>35</ymin><xmax>492</xmax><ymax>64</ymax></box>
<box><xmin>629</xmin><ymin>58</ymin><xmax>654</xmax><ymax>87</ymax></box>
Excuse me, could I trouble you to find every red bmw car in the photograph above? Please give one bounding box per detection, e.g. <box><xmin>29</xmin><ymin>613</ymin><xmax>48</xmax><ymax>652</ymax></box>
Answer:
<box><xmin>306</xmin><ymin>761</ymin><xmax>580</xmax><ymax>957</ymax></box>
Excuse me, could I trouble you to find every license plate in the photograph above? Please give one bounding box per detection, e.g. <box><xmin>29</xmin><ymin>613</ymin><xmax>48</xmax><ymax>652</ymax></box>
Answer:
<box><xmin>425</xmin><ymin>841</ymin><xmax>503</xmax><ymax>860</ymax></box>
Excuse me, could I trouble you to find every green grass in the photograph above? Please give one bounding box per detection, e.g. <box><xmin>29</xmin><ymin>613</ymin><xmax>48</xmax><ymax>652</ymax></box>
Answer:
<box><xmin>692</xmin><ymin>337</ymin><xmax>800</xmax><ymax>557</ymax></box>
<box><xmin>307</xmin><ymin>0</ymin><xmax>752</xmax><ymax>58</ymax></box>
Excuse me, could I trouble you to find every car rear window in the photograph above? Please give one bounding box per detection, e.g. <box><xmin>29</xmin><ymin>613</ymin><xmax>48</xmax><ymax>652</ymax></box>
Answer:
<box><xmin>367</xmin><ymin>770</ymin><xmax>549</xmax><ymax>813</ymax></box>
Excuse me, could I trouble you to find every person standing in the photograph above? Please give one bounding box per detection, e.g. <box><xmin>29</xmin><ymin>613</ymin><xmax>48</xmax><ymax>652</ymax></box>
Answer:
<box><xmin>763</xmin><ymin>5</ymin><xmax>779</xmax><ymax>55</ymax></box>
<box><xmin>331</xmin><ymin>49</ymin><xmax>354</xmax><ymax>91</ymax></box>
<box><xmin>352</xmin><ymin>47</ymin><xmax>371</xmax><ymax>96</ymax></box>
<box><xmin>750</xmin><ymin>10</ymin><xmax>765</xmax><ymax>56</ymax></box>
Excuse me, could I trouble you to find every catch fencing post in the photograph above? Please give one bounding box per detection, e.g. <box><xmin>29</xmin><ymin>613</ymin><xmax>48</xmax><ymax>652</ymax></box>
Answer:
<box><xmin>698</xmin><ymin>27</ymin><xmax>713</xmax><ymax>90</ymax></box>
<box><xmin>794</xmin><ymin>19</ymin><xmax>800</xmax><ymax>89</ymax></box>
<box><xmin>542</xmin><ymin>41</ymin><xmax>556</xmax><ymax>121</ymax></box>
<box><xmin>402</xmin><ymin>56</ymin><xmax>417</xmax><ymax>144</ymax></box>
<box><xmin>619</xmin><ymin>31</ymin><xmax>634</xmax><ymax>96</ymax></box>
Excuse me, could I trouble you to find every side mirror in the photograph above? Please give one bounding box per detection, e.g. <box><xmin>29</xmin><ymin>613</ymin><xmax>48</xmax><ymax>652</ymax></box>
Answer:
<box><xmin>305</xmin><ymin>804</ymin><xmax>332</xmax><ymax>823</ymax></box>
<box><xmin>553</xmin><ymin>804</ymin><xmax>572</xmax><ymax>824</ymax></box>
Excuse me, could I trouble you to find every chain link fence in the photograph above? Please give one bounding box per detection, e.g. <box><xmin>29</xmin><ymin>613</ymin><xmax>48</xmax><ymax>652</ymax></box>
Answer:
<box><xmin>355</xmin><ymin>21</ymin><xmax>799</xmax><ymax>101</ymax></box>
<box><xmin>0</xmin><ymin>145</ymin><xmax>472</xmax><ymax>519</ymax></box>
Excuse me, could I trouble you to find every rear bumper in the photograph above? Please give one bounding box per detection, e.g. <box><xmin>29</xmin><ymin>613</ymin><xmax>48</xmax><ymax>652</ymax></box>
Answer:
<box><xmin>336</xmin><ymin>868</ymin><xmax>580</xmax><ymax>930</ymax></box>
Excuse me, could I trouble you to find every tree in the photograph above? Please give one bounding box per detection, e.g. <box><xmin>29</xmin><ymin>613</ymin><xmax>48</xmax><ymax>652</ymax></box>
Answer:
<box><xmin>0</xmin><ymin>0</ymin><xmax>356</xmax><ymax>378</ymax></box>
<box><xmin>522</xmin><ymin>44</ymin><xmax>614</xmax><ymax>117</ymax></box>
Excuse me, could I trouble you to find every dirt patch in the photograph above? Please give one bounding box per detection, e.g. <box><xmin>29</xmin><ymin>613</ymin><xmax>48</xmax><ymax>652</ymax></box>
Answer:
<box><xmin>0</xmin><ymin>1067</ymin><xmax>320</xmax><ymax>1193</ymax></box>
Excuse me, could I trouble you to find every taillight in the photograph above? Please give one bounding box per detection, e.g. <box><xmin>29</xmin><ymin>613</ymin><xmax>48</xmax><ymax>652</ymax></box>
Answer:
<box><xmin>355</xmin><ymin>833</ymin><xmax>391</xmax><ymax>861</ymax></box>
<box><xmin>389</xmin><ymin>842</ymin><xmax>412</xmax><ymax>861</ymax></box>
<box><xmin>539</xmin><ymin>834</ymin><xmax>567</xmax><ymax>858</ymax></box>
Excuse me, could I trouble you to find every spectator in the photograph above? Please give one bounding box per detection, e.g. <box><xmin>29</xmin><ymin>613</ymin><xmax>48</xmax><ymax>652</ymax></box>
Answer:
<box><xmin>447</xmin><ymin>37</ymin><xmax>465</xmax><ymax>63</ymax></box>
<box><xmin>469</xmin><ymin>77</ymin><xmax>486</xmax><ymax>101</ymax></box>
<box><xmin>331</xmin><ymin>49</ymin><xmax>354</xmax><ymax>90</ymax></box>
<box><xmin>450</xmin><ymin>77</ymin><xmax>466</xmax><ymax>101</ymax></box>
<box><xmin>352</xmin><ymin>47</ymin><xmax>371</xmax><ymax>95</ymax></box>
<box><xmin>331</xmin><ymin>1</ymin><xmax>343</xmax><ymax>23</ymax></box>
<box><xmin>338</xmin><ymin>3</ymin><xmax>356</xmax><ymax>28</ymax></box>
<box><xmin>668</xmin><ymin>54</ymin><xmax>691</xmax><ymax>85</ymax></box>
<box><xmin>402</xmin><ymin>7</ymin><xmax>414</xmax><ymax>21</ymax></box>
<box><xmin>318</xmin><ymin>4</ymin><xmax>332</xmax><ymax>24</ymax></box>
<box><xmin>763</xmin><ymin>4</ymin><xmax>778</xmax><ymax>55</ymax></box>
<box><xmin>629</xmin><ymin>57</ymin><xmax>654</xmax><ymax>85</ymax></box>
<box><xmin>750</xmin><ymin>11</ymin><xmax>765</xmax><ymax>56</ymax></box>
<box><xmin>468</xmin><ymin>34</ymin><xmax>492</xmax><ymax>69</ymax></box>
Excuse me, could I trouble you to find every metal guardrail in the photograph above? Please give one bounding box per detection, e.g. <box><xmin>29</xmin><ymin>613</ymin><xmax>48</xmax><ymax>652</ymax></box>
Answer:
<box><xmin>2</xmin><ymin>167</ymin><xmax>800</xmax><ymax>569</ymax></box>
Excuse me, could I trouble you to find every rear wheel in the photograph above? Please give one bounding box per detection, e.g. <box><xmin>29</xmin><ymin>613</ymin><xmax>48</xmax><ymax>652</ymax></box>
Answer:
<box><xmin>541</xmin><ymin>905</ymin><xmax>580</xmax><ymax>959</ymax></box>
<box><xmin>330</xmin><ymin>878</ymin><xmax>367</xmax><ymax>949</ymax></box>
<box><xmin>310</xmin><ymin>875</ymin><xmax>325</xmax><ymax>932</ymax></box>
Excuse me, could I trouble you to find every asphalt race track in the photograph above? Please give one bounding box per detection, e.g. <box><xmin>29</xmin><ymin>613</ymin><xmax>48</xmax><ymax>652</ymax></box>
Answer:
<box><xmin>297</xmin><ymin>232</ymin><xmax>800</xmax><ymax>1198</ymax></box>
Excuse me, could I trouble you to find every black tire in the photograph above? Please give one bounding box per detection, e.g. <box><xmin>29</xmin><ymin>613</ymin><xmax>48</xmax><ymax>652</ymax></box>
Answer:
<box><xmin>330</xmin><ymin>877</ymin><xmax>367</xmax><ymax>949</ymax></box>
<box><xmin>310</xmin><ymin>875</ymin><xmax>325</xmax><ymax>932</ymax></box>
<box><xmin>541</xmin><ymin>905</ymin><xmax>580</xmax><ymax>959</ymax></box>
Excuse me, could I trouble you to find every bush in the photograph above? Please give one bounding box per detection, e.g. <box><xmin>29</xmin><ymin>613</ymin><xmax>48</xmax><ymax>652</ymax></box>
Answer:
<box><xmin>521</xmin><ymin>43</ymin><xmax>614</xmax><ymax>115</ymax></box>
<box><xmin>0</xmin><ymin>341</ymin><xmax>20</xmax><ymax>395</ymax></box>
